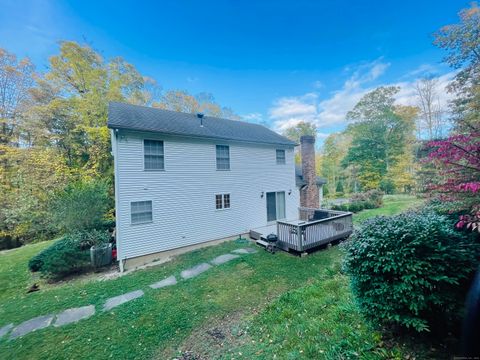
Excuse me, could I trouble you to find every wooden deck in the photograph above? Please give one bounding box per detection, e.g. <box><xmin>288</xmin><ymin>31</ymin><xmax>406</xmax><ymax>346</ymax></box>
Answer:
<box><xmin>250</xmin><ymin>208</ymin><xmax>353</xmax><ymax>253</ymax></box>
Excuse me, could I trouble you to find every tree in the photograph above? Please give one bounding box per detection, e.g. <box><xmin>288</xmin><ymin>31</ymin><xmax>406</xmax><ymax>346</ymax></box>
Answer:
<box><xmin>153</xmin><ymin>90</ymin><xmax>240</xmax><ymax>119</ymax></box>
<box><xmin>434</xmin><ymin>3</ymin><xmax>480</xmax><ymax>133</ymax></box>
<box><xmin>415</xmin><ymin>77</ymin><xmax>447</xmax><ymax>139</ymax></box>
<box><xmin>28</xmin><ymin>41</ymin><xmax>155</xmax><ymax>177</ymax></box>
<box><xmin>0</xmin><ymin>146</ymin><xmax>72</xmax><ymax>248</ymax></box>
<box><xmin>283</xmin><ymin>121</ymin><xmax>317</xmax><ymax>143</ymax></box>
<box><xmin>343</xmin><ymin>87</ymin><xmax>417</xmax><ymax>190</ymax></box>
<box><xmin>424</xmin><ymin>3</ymin><xmax>480</xmax><ymax>208</ymax></box>
<box><xmin>321</xmin><ymin>132</ymin><xmax>350</xmax><ymax>195</ymax></box>
<box><xmin>0</xmin><ymin>48</ymin><xmax>35</xmax><ymax>145</ymax></box>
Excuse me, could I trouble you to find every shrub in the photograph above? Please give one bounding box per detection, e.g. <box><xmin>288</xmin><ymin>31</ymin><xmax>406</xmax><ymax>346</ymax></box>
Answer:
<box><xmin>349</xmin><ymin>190</ymin><xmax>384</xmax><ymax>210</ymax></box>
<box><xmin>331</xmin><ymin>203</ymin><xmax>349</xmax><ymax>212</ymax></box>
<box><xmin>362</xmin><ymin>200</ymin><xmax>376</xmax><ymax>210</ymax></box>
<box><xmin>365</xmin><ymin>189</ymin><xmax>384</xmax><ymax>207</ymax></box>
<box><xmin>347</xmin><ymin>202</ymin><xmax>364</xmax><ymax>213</ymax></box>
<box><xmin>380</xmin><ymin>178</ymin><xmax>396</xmax><ymax>194</ymax></box>
<box><xmin>28</xmin><ymin>229</ymin><xmax>110</xmax><ymax>278</ymax></box>
<box><xmin>50</xmin><ymin>179</ymin><xmax>112</xmax><ymax>232</ymax></box>
<box><xmin>343</xmin><ymin>210</ymin><xmax>480</xmax><ymax>332</ymax></box>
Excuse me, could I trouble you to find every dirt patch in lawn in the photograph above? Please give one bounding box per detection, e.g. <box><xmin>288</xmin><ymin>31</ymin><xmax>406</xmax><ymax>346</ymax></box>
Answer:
<box><xmin>158</xmin><ymin>311</ymin><xmax>257</xmax><ymax>360</ymax></box>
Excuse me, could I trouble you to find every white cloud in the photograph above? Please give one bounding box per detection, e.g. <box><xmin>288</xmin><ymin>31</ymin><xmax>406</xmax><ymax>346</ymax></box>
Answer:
<box><xmin>313</xmin><ymin>80</ymin><xmax>324</xmax><ymax>89</ymax></box>
<box><xmin>270</xmin><ymin>59</ymin><xmax>390</xmax><ymax>132</ymax></box>
<box><xmin>269</xmin><ymin>59</ymin><xmax>455</xmax><ymax>136</ymax></box>
<box><xmin>242</xmin><ymin>112</ymin><xmax>263</xmax><ymax>122</ymax></box>
<box><xmin>394</xmin><ymin>71</ymin><xmax>456</xmax><ymax>108</ymax></box>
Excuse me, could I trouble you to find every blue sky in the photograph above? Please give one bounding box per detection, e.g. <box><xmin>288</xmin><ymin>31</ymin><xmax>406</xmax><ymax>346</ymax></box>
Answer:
<box><xmin>0</xmin><ymin>0</ymin><xmax>464</xmax><ymax>143</ymax></box>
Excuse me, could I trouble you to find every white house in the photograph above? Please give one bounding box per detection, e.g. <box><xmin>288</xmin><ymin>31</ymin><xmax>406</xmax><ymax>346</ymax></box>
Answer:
<box><xmin>108</xmin><ymin>102</ymin><xmax>325</xmax><ymax>270</ymax></box>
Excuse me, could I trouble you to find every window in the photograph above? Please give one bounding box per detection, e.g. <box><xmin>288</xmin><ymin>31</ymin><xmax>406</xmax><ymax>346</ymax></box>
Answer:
<box><xmin>131</xmin><ymin>201</ymin><xmax>153</xmax><ymax>224</ymax></box>
<box><xmin>216</xmin><ymin>145</ymin><xmax>230</xmax><ymax>170</ymax></box>
<box><xmin>266</xmin><ymin>191</ymin><xmax>286</xmax><ymax>221</ymax></box>
<box><xmin>144</xmin><ymin>140</ymin><xmax>164</xmax><ymax>170</ymax></box>
<box><xmin>276</xmin><ymin>149</ymin><xmax>286</xmax><ymax>164</ymax></box>
<box><xmin>215</xmin><ymin>193</ymin><xmax>231</xmax><ymax>210</ymax></box>
<box><xmin>215</xmin><ymin>194</ymin><xmax>223</xmax><ymax>209</ymax></box>
<box><xmin>223</xmin><ymin>194</ymin><xmax>230</xmax><ymax>208</ymax></box>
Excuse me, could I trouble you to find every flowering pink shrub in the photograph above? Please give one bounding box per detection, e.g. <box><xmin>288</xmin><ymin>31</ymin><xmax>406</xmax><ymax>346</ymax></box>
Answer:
<box><xmin>427</xmin><ymin>134</ymin><xmax>480</xmax><ymax>195</ymax></box>
<box><xmin>456</xmin><ymin>208</ymin><xmax>480</xmax><ymax>232</ymax></box>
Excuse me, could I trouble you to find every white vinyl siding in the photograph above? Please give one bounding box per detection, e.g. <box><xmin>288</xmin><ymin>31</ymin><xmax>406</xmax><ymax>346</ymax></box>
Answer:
<box><xmin>144</xmin><ymin>140</ymin><xmax>164</xmax><ymax>170</ymax></box>
<box><xmin>131</xmin><ymin>200</ymin><xmax>153</xmax><ymax>224</ymax></box>
<box><xmin>216</xmin><ymin>145</ymin><xmax>230</xmax><ymax>170</ymax></box>
<box><xmin>113</xmin><ymin>131</ymin><xmax>297</xmax><ymax>261</ymax></box>
<box><xmin>276</xmin><ymin>149</ymin><xmax>286</xmax><ymax>164</ymax></box>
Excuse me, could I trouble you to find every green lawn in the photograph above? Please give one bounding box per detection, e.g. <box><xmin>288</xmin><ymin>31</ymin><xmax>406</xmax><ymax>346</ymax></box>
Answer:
<box><xmin>0</xmin><ymin>195</ymin><xmax>429</xmax><ymax>360</ymax></box>
<box><xmin>353</xmin><ymin>194</ymin><xmax>423</xmax><ymax>225</ymax></box>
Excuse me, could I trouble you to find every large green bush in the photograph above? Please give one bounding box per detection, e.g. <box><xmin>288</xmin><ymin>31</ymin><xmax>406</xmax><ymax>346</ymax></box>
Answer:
<box><xmin>51</xmin><ymin>179</ymin><xmax>112</xmax><ymax>232</ymax></box>
<box><xmin>28</xmin><ymin>229</ymin><xmax>110</xmax><ymax>278</ymax></box>
<box><xmin>343</xmin><ymin>210</ymin><xmax>480</xmax><ymax>332</ymax></box>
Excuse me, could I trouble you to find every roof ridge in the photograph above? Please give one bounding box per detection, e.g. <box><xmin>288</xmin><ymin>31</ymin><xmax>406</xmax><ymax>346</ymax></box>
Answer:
<box><xmin>109</xmin><ymin>101</ymin><xmax>268</xmax><ymax>129</ymax></box>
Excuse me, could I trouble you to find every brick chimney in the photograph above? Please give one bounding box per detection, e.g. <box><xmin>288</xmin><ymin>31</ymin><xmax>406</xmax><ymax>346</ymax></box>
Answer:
<box><xmin>300</xmin><ymin>135</ymin><xmax>319</xmax><ymax>208</ymax></box>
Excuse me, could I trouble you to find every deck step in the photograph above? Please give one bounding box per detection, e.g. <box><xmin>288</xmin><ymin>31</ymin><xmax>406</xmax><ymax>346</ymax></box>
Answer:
<box><xmin>256</xmin><ymin>239</ymin><xmax>269</xmax><ymax>248</ymax></box>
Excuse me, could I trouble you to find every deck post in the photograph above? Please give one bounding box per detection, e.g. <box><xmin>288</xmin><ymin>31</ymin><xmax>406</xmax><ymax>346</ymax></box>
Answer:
<box><xmin>297</xmin><ymin>225</ymin><xmax>303</xmax><ymax>252</ymax></box>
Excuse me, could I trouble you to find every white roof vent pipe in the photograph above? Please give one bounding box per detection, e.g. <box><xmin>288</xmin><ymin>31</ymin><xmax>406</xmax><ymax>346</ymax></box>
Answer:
<box><xmin>197</xmin><ymin>113</ymin><xmax>204</xmax><ymax>127</ymax></box>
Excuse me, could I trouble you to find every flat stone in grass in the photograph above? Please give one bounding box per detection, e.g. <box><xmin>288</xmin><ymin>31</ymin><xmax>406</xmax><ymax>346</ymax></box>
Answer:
<box><xmin>149</xmin><ymin>275</ymin><xmax>177</xmax><ymax>289</ymax></box>
<box><xmin>210</xmin><ymin>254</ymin><xmax>240</xmax><ymax>265</ymax></box>
<box><xmin>181</xmin><ymin>263</ymin><xmax>212</xmax><ymax>279</ymax></box>
<box><xmin>232</xmin><ymin>247</ymin><xmax>257</xmax><ymax>254</ymax></box>
<box><xmin>0</xmin><ymin>323</ymin><xmax>13</xmax><ymax>339</ymax></box>
<box><xmin>54</xmin><ymin>305</ymin><xmax>95</xmax><ymax>327</ymax></box>
<box><xmin>103</xmin><ymin>290</ymin><xmax>144</xmax><ymax>311</ymax></box>
<box><xmin>10</xmin><ymin>314</ymin><xmax>54</xmax><ymax>339</ymax></box>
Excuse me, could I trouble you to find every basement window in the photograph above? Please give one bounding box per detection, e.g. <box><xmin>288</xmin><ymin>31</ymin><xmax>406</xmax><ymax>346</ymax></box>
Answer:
<box><xmin>131</xmin><ymin>200</ymin><xmax>153</xmax><ymax>224</ymax></box>
<box><xmin>276</xmin><ymin>149</ymin><xmax>286</xmax><ymax>165</ymax></box>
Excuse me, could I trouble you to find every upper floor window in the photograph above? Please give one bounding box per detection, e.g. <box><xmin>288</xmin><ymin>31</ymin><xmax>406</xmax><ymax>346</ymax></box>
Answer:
<box><xmin>216</xmin><ymin>193</ymin><xmax>231</xmax><ymax>210</ymax></box>
<box><xmin>131</xmin><ymin>200</ymin><xmax>153</xmax><ymax>224</ymax></box>
<box><xmin>276</xmin><ymin>149</ymin><xmax>286</xmax><ymax>165</ymax></box>
<box><xmin>216</xmin><ymin>145</ymin><xmax>230</xmax><ymax>170</ymax></box>
<box><xmin>144</xmin><ymin>140</ymin><xmax>164</xmax><ymax>170</ymax></box>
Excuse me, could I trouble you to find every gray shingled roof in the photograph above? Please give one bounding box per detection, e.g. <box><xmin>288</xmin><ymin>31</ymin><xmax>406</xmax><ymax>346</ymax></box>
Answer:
<box><xmin>295</xmin><ymin>165</ymin><xmax>327</xmax><ymax>187</ymax></box>
<box><xmin>108</xmin><ymin>102</ymin><xmax>296</xmax><ymax>146</ymax></box>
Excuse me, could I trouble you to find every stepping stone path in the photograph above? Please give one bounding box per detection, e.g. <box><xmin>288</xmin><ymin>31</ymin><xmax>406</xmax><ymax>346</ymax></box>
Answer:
<box><xmin>231</xmin><ymin>247</ymin><xmax>257</xmax><ymax>254</ymax></box>
<box><xmin>2</xmin><ymin>245</ymin><xmax>258</xmax><ymax>340</ymax></box>
<box><xmin>10</xmin><ymin>314</ymin><xmax>54</xmax><ymax>339</ymax></box>
<box><xmin>210</xmin><ymin>253</ymin><xmax>240</xmax><ymax>265</ymax></box>
<box><xmin>181</xmin><ymin>263</ymin><xmax>212</xmax><ymax>279</ymax></box>
<box><xmin>103</xmin><ymin>290</ymin><xmax>144</xmax><ymax>311</ymax></box>
<box><xmin>0</xmin><ymin>324</ymin><xmax>13</xmax><ymax>339</ymax></box>
<box><xmin>54</xmin><ymin>305</ymin><xmax>95</xmax><ymax>327</ymax></box>
<box><xmin>149</xmin><ymin>275</ymin><xmax>177</xmax><ymax>289</ymax></box>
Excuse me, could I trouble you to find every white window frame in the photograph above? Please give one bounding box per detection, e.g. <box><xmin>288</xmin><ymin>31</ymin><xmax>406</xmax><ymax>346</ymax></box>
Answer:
<box><xmin>130</xmin><ymin>200</ymin><xmax>153</xmax><ymax>225</ymax></box>
<box><xmin>143</xmin><ymin>139</ymin><xmax>165</xmax><ymax>171</ymax></box>
<box><xmin>216</xmin><ymin>145</ymin><xmax>230</xmax><ymax>171</ymax></box>
<box><xmin>215</xmin><ymin>193</ymin><xmax>231</xmax><ymax>210</ymax></box>
<box><xmin>276</xmin><ymin>149</ymin><xmax>286</xmax><ymax>165</ymax></box>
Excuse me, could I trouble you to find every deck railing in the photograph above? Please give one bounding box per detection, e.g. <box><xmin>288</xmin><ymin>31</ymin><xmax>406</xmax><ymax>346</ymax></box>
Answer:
<box><xmin>276</xmin><ymin>208</ymin><xmax>353</xmax><ymax>252</ymax></box>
